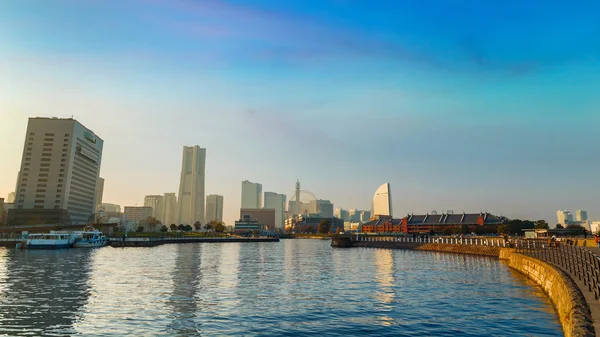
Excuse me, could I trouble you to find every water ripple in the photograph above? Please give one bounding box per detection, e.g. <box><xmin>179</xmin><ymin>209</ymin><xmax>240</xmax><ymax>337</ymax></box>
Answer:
<box><xmin>0</xmin><ymin>241</ymin><xmax>562</xmax><ymax>336</ymax></box>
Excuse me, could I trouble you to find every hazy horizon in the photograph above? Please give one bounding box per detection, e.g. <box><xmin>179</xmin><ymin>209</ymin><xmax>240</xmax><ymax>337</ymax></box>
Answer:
<box><xmin>2</xmin><ymin>0</ymin><xmax>599</xmax><ymax>226</ymax></box>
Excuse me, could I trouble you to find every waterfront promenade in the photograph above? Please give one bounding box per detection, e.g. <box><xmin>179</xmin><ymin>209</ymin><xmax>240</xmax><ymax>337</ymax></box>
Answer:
<box><xmin>333</xmin><ymin>235</ymin><xmax>599</xmax><ymax>337</ymax></box>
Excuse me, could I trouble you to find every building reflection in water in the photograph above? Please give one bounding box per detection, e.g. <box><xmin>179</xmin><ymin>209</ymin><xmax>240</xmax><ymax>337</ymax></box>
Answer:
<box><xmin>374</xmin><ymin>249</ymin><xmax>396</xmax><ymax>326</ymax></box>
<box><xmin>0</xmin><ymin>248</ymin><xmax>93</xmax><ymax>335</ymax></box>
<box><xmin>166</xmin><ymin>244</ymin><xmax>202</xmax><ymax>335</ymax></box>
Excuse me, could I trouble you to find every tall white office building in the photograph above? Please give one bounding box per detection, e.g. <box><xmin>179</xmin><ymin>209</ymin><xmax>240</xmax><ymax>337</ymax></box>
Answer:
<box><xmin>372</xmin><ymin>183</ymin><xmax>393</xmax><ymax>217</ymax></box>
<box><xmin>241</xmin><ymin>180</ymin><xmax>262</xmax><ymax>209</ymax></box>
<box><xmin>144</xmin><ymin>195</ymin><xmax>164</xmax><ymax>221</ymax></box>
<box><xmin>163</xmin><ymin>193</ymin><xmax>177</xmax><ymax>225</ymax></box>
<box><xmin>13</xmin><ymin>117</ymin><xmax>103</xmax><ymax>224</ymax></box>
<box><xmin>205</xmin><ymin>194</ymin><xmax>224</xmax><ymax>223</ymax></box>
<box><xmin>264</xmin><ymin>192</ymin><xmax>286</xmax><ymax>229</ymax></box>
<box><xmin>556</xmin><ymin>210</ymin><xmax>573</xmax><ymax>226</ymax></box>
<box><xmin>177</xmin><ymin>146</ymin><xmax>206</xmax><ymax>225</ymax></box>
<box><xmin>576</xmin><ymin>210</ymin><xmax>588</xmax><ymax>222</ymax></box>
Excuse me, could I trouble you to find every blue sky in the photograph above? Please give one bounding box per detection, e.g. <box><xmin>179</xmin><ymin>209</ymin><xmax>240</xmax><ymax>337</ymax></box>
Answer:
<box><xmin>2</xmin><ymin>0</ymin><xmax>599</xmax><ymax>226</ymax></box>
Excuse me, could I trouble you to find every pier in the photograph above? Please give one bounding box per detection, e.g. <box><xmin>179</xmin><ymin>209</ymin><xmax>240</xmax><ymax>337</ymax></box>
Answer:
<box><xmin>108</xmin><ymin>236</ymin><xmax>280</xmax><ymax>247</ymax></box>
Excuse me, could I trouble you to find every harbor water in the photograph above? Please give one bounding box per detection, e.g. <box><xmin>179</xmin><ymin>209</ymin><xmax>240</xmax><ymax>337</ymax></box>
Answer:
<box><xmin>0</xmin><ymin>240</ymin><xmax>562</xmax><ymax>336</ymax></box>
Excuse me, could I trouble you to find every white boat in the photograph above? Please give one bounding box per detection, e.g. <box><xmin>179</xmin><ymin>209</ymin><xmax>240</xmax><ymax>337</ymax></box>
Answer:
<box><xmin>19</xmin><ymin>231</ymin><xmax>80</xmax><ymax>249</ymax></box>
<box><xmin>73</xmin><ymin>225</ymin><xmax>108</xmax><ymax>248</ymax></box>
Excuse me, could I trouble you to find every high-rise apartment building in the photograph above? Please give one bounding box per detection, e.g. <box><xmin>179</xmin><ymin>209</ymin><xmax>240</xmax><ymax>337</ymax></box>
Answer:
<box><xmin>556</xmin><ymin>210</ymin><xmax>573</xmax><ymax>226</ymax></box>
<box><xmin>144</xmin><ymin>195</ymin><xmax>164</xmax><ymax>222</ymax></box>
<box><xmin>313</xmin><ymin>199</ymin><xmax>333</xmax><ymax>217</ymax></box>
<box><xmin>372</xmin><ymin>183</ymin><xmax>392</xmax><ymax>217</ymax></box>
<box><xmin>241</xmin><ymin>180</ymin><xmax>262</xmax><ymax>209</ymax></box>
<box><xmin>163</xmin><ymin>193</ymin><xmax>177</xmax><ymax>225</ymax></box>
<box><xmin>177</xmin><ymin>146</ymin><xmax>206</xmax><ymax>225</ymax></box>
<box><xmin>12</xmin><ymin>117</ymin><xmax>103</xmax><ymax>224</ymax></box>
<box><xmin>334</xmin><ymin>208</ymin><xmax>350</xmax><ymax>221</ymax></box>
<box><xmin>576</xmin><ymin>210</ymin><xmax>588</xmax><ymax>222</ymax></box>
<box><xmin>264</xmin><ymin>192</ymin><xmax>286</xmax><ymax>229</ymax></box>
<box><xmin>95</xmin><ymin>177</ymin><xmax>104</xmax><ymax>211</ymax></box>
<box><xmin>6</xmin><ymin>192</ymin><xmax>15</xmax><ymax>203</ymax></box>
<box><xmin>205</xmin><ymin>194</ymin><xmax>224</xmax><ymax>223</ymax></box>
<box><xmin>360</xmin><ymin>211</ymin><xmax>372</xmax><ymax>222</ymax></box>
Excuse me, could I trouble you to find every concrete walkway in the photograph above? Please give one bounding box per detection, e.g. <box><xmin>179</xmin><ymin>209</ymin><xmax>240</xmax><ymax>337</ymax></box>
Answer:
<box><xmin>561</xmin><ymin>246</ymin><xmax>600</xmax><ymax>336</ymax></box>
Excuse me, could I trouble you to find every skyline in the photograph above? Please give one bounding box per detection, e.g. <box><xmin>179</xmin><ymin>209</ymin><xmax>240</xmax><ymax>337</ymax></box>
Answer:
<box><xmin>2</xmin><ymin>0</ymin><xmax>600</xmax><ymax>226</ymax></box>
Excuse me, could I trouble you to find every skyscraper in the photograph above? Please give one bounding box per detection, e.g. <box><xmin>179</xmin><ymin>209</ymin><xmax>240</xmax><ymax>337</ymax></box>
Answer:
<box><xmin>576</xmin><ymin>210</ymin><xmax>588</xmax><ymax>222</ymax></box>
<box><xmin>205</xmin><ymin>194</ymin><xmax>224</xmax><ymax>223</ymax></box>
<box><xmin>144</xmin><ymin>195</ymin><xmax>164</xmax><ymax>221</ymax></box>
<box><xmin>241</xmin><ymin>180</ymin><xmax>262</xmax><ymax>209</ymax></box>
<box><xmin>334</xmin><ymin>208</ymin><xmax>349</xmax><ymax>221</ymax></box>
<box><xmin>264</xmin><ymin>192</ymin><xmax>286</xmax><ymax>229</ymax></box>
<box><xmin>556</xmin><ymin>210</ymin><xmax>573</xmax><ymax>226</ymax></box>
<box><xmin>163</xmin><ymin>193</ymin><xmax>177</xmax><ymax>225</ymax></box>
<box><xmin>12</xmin><ymin>117</ymin><xmax>103</xmax><ymax>224</ymax></box>
<box><xmin>372</xmin><ymin>183</ymin><xmax>393</xmax><ymax>217</ymax></box>
<box><xmin>6</xmin><ymin>192</ymin><xmax>15</xmax><ymax>203</ymax></box>
<box><xmin>177</xmin><ymin>146</ymin><xmax>206</xmax><ymax>225</ymax></box>
<box><xmin>95</xmin><ymin>177</ymin><xmax>104</xmax><ymax>211</ymax></box>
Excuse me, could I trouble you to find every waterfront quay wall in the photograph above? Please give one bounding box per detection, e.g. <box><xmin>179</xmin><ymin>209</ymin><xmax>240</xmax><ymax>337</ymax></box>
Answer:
<box><xmin>333</xmin><ymin>238</ymin><xmax>594</xmax><ymax>337</ymax></box>
<box><xmin>109</xmin><ymin>237</ymin><xmax>280</xmax><ymax>247</ymax></box>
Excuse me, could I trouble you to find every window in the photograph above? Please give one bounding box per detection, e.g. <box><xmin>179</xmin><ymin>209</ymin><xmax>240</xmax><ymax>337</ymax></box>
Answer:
<box><xmin>55</xmin><ymin>200</ymin><xmax>60</xmax><ymax>203</ymax></box>
<box><xmin>29</xmin><ymin>132</ymin><xmax>34</xmax><ymax>135</ymax></box>
<box><xmin>44</xmin><ymin>138</ymin><xmax>54</xmax><ymax>141</ymax></box>
<box><xmin>43</xmin><ymin>148</ymin><xmax>52</xmax><ymax>152</ymax></box>
<box><xmin>45</xmin><ymin>133</ymin><xmax>54</xmax><ymax>136</ymax></box>
<box><xmin>34</xmin><ymin>199</ymin><xmax>44</xmax><ymax>203</ymax></box>
<box><xmin>54</xmin><ymin>206</ymin><xmax>60</xmax><ymax>209</ymax></box>
<box><xmin>34</xmin><ymin>205</ymin><xmax>44</xmax><ymax>209</ymax></box>
<box><xmin>42</xmin><ymin>153</ymin><xmax>52</xmax><ymax>157</ymax></box>
<box><xmin>60</xmin><ymin>169</ymin><xmax>64</xmax><ymax>172</ymax></box>
<box><xmin>58</xmin><ymin>179</ymin><xmax>63</xmax><ymax>182</ymax></box>
<box><xmin>19</xmin><ymin>194</ymin><xmax>24</xmax><ymax>198</ymax></box>
<box><xmin>61</xmin><ymin>159</ymin><xmax>66</xmax><ymax>162</ymax></box>
<box><xmin>63</xmin><ymin>144</ymin><xmax>68</xmax><ymax>147</ymax></box>
<box><xmin>61</xmin><ymin>154</ymin><xmax>66</xmax><ymax>157</ymax></box>
<box><xmin>62</xmin><ymin>149</ymin><xmax>67</xmax><ymax>152</ymax></box>
<box><xmin>36</xmin><ymin>194</ymin><xmax>45</xmax><ymax>198</ymax></box>
<box><xmin>57</xmin><ymin>189</ymin><xmax>62</xmax><ymax>193</ymax></box>
<box><xmin>40</xmin><ymin>168</ymin><xmax>49</xmax><ymax>172</ymax></box>
<box><xmin>18</xmin><ymin>199</ymin><xmax>24</xmax><ymax>203</ymax></box>
<box><xmin>37</xmin><ymin>184</ymin><xmax>47</xmax><ymax>187</ymax></box>
<box><xmin>22</xmin><ymin>178</ymin><xmax>27</xmax><ymax>182</ymax></box>
<box><xmin>41</xmin><ymin>158</ymin><xmax>51</xmax><ymax>162</ymax></box>
<box><xmin>25</xmin><ymin>158</ymin><xmax>30</xmax><ymax>162</ymax></box>
<box><xmin>22</xmin><ymin>173</ymin><xmax>28</xmax><ymax>177</ymax></box>
<box><xmin>36</xmin><ymin>189</ymin><xmax>46</xmax><ymax>192</ymax></box>
<box><xmin>39</xmin><ymin>173</ymin><xmax>48</xmax><ymax>177</ymax></box>
<box><xmin>57</xmin><ymin>184</ymin><xmax>63</xmax><ymax>187</ymax></box>
<box><xmin>17</xmin><ymin>205</ymin><xmax>23</xmax><ymax>209</ymax></box>
<box><xmin>40</xmin><ymin>163</ymin><xmax>50</xmax><ymax>167</ymax></box>
<box><xmin>38</xmin><ymin>179</ymin><xmax>47</xmax><ymax>182</ymax></box>
<box><xmin>60</xmin><ymin>164</ymin><xmax>65</xmax><ymax>167</ymax></box>
<box><xmin>43</xmin><ymin>143</ymin><xmax>52</xmax><ymax>146</ymax></box>
<box><xmin>23</xmin><ymin>168</ymin><xmax>29</xmax><ymax>172</ymax></box>
<box><xmin>64</xmin><ymin>134</ymin><xmax>70</xmax><ymax>137</ymax></box>
<box><xmin>21</xmin><ymin>183</ymin><xmax>27</xmax><ymax>187</ymax></box>
<box><xmin>24</xmin><ymin>163</ymin><xmax>30</xmax><ymax>166</ymax></box>
<box><xmin>28</xmin><ymin>142</ymin><xmax>33</xmax><ymax>146</ymax></box>
<box><xmin>56</xmin><ymin>195</ymin><xmax>61</xmax><ymax>198</ymax></box>
<box><xmin>27</xmin><ymin>147</ymin><xmax>32</xmax><ymax>151</ymax></box>
<box><xmin>26</xmin><ymin>152</ymin><xmax>31</xmax><ymax>156</ymax></box>
<box><xmin>59</xmin><ymin>174</ymin><xmax>64</xmax><ymax>177</ymax></box>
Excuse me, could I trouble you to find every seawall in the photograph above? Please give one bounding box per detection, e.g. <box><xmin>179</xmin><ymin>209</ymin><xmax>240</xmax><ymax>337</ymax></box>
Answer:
<box><xmin>333</xmin><ymin>239</ymin><xmax>594</xmax><ymax>337</ymax></box>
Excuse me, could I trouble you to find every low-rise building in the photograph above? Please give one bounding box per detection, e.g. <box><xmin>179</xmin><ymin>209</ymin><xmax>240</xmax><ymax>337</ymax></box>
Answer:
<box><xmin>287</xmin><ymin>214</ymin><xmax>344</xmax><ymax>233</ymax></box>
<box><xmin>123</xmin><ymin>206</ymin><xmax>153</xmax><ymax>222</ymax></box>
<box><xmin>234</xmin><ymin>215</ymin><xmax>266</xmax><ymax>233</ymax></box>
<box><xmin>240</xmin><ymin>208</ymin><xmax>275</xmax><ymax>231</ymax></box>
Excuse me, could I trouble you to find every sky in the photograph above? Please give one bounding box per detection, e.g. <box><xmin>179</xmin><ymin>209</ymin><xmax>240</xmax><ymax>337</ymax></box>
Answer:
<box><xmin>1</xmin><ymin>0</ymin><xmax>599</xmax><ymax>226</ymax></box>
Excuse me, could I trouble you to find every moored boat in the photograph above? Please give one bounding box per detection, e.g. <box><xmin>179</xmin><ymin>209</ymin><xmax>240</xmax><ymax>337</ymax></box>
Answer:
<box><xmin>19</xmin><ymin>231</ymin><xmax>80</xmax><ymax>249</ymax></box>
<box><xmin>73</xmin><ymin>225</ymin><xmax>108</xmax><ymax>248</ymax></box>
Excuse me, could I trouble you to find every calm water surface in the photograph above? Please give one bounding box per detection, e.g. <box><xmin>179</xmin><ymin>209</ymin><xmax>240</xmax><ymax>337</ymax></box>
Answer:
<box><xmin>0</xmin><ymin>240</ymin><xmax>562</xmax><ymax>336</ymax></box>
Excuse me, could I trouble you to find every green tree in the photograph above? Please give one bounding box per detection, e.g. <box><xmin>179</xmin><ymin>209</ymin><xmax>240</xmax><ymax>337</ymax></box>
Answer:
<box><xmin>184</xmin><ymin>224</ymin><xmax>193</xmax><ymax>232</ymax></box>
<box><xmin>170</xmin><ymin>223</ymin><xmax>177</xmax><ymax>231</ymax></box>
<box><xmin>566</xmin><ymin>224</ymin><xmax>585</xmax><ymax>234</ymax></box>
<box><xmin>204</xmin><ymin>223</ymin><xmax>213</xmax><ymax>231</ymax></box>
<box><xmin>534</xmin><ymin>220</ymin><xmax>549</xmax><ymax>229</ymax></box>
<box><xmin>556</xmin><ymin>224</ymin><xmax>564</xmax><ymax>229</ymax></box>
<box><xmin>460</xmin><ymin>224</ymin><xmax>470</xmax><ymax>234</ymax></box>
<box><xmin>160</xmin><ymin>225</ymin><xmax>168</xmax><ymax>233</ymax></box>
<box><xmin>193</xmin><ymin>221</ymin><xmax>202</xmax><ymax>231</ymax></box>
<box><xmin>136</xmin><ymin>224</ymin><xmax>144</xmax><ymax>232</ymax></box>
<box><xmin>318</xmin><ymin>219</ymin><xmax>331</xmax><ymax>234</ymax></box>
<box><xmin>214</xmin><ymin>222</ymin><xmax>225</xmax><ymax>233</ymax></box>
<box><xmin>177</xmin><ymin>224</ymin><xmax>185</xmax><ymax>231</ymax></box>
<box><xmin>497</xmin><ymin>224</ymin><xmax>507</xmax><ymax>234</ymax></box>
